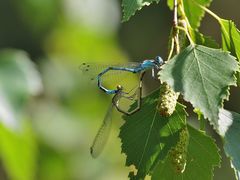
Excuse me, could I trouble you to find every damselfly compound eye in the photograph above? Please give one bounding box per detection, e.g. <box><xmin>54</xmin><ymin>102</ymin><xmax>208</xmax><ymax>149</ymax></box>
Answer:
<box><xmin>155</xmin><ymin>56</ymin><xmax>164</xmax><ymax>65</ymax></box>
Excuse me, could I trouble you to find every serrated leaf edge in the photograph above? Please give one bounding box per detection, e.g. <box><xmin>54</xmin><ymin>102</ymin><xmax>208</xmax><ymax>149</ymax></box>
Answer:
<box><xmin>119</xmin><ymin>96</ymin><xmax>187</xmax><ymax>179</ymax></box>
<box><xmin>187</xmin><ymin>125</ymin><xmax>222</xmax><ymax>178</ymax></box>
<box><xmin>159</xmin><ymin>45</ymin><xmax>238</xmax><ymax>128</ymax></box>
<box><xmin>122</xmin><ymin>0</ymin><xmax>160</xmax><ymax>22</ymax></box>
<box><xmin>185</xmin><ymin>0</ymin><xmax>212</xmax><ymax>28</ymax></box>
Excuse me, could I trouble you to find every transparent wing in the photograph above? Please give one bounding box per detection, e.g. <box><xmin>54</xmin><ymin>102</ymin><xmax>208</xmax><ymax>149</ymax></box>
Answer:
<box><xmin>114</xmin><ymin>84</ymin><xmax>142</xmax><ymax>114</ymax></box>
<box><xmin>79</xmin><ymin>62</ymin><xmax>140</xmax><ymax>82</ymax></box>
<box><xmin>79</xmin><ymin>62</ymin><xmax>141</xmax><ymax>93</ymax></box>
<box><xmin>90</xmin><ymin>103</ymin><xmax>114</xmax><ymax>158</ymax></box>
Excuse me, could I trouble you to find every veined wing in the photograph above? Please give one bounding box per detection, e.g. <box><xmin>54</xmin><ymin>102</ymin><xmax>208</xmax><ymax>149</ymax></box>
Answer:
<box><xmin>90</xmin><ymin>83</ymin><xmax>142</xmax><ymax>157</ymax></box>
<box><xmin>79</xmin><ymin>62</ymin><xmax>140</xmax><ymax>81</ymax></box>
<box><xmin>79</xmin><ymin>62</ymin><xmax>141</xmax><ymax>93</ymax></box>
<box><xmin>90</xmin><ymin>103</ymin><xmax>114</xmax><ymax>158</ymax></box>
<box><xmin>113</xmin><ymin>85</ymin><xmax>142</xmax><ymax>114</ymax></box>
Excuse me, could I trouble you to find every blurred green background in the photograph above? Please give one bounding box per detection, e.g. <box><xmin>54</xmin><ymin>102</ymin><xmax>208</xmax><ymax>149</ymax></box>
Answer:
<box><xmin>0</xmin><ymin>0</ymin><xmax>239</xmax><ymax>180</ymax></box>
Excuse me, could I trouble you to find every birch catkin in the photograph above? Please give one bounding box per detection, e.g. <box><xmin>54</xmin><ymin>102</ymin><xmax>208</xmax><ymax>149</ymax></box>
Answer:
<box><xmin>157</xmin><ymin>82</ymin><xmax>179</xmax><ymax>117</ymax></box>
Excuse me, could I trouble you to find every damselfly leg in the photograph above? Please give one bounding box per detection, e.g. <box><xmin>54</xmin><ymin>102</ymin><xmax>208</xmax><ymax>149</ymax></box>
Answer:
<box><xmin>112</xmin><ymin>72</ymin><xmax>145</xmax><ymax>115</ymax></box>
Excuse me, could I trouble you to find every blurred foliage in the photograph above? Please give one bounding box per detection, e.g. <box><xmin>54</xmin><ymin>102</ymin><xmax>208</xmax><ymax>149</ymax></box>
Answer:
<box><xmin>46</xmin><ymin>23</ymin><xmax>126</xmax><ymax>62</ymax></box>
<box><xmin>0</xmin><ymin>0</ymin><xmax>60</xmax><ymax>58</ymax></box>
<box><xmin>0</xmin><ymin>50</ymin><xmax>42</xmax><ymax>129</ymax></box>
<box><xmin>0</xmin><ymin>122</ymin><xmax>37</xmax><ymax>180</ymax></box>
<box><xmin>0</xmin><ymin>0</ymin><xmax>239</xmax><ymax>179</ymax></box>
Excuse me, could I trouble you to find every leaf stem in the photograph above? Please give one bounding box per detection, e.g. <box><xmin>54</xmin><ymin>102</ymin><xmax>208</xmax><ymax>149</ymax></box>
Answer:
<box><xmin>176</xmin><ymin>25</ymin><xmax>194</xmax><ymax>45</ymax></box>
<box><xmin>194</xmin><ymin>1</ymin><xmax>221</xmax><ymax>22</ymax></box>
<box><xmin>173</xmin><ymin>0</ymin><xmax>180</xmax><ymax>54</ymax></box>
<box><xmin>179</xmin><ymin>0</ymin><xmax>191</xmax><ymax>29</ymax></box>
<box><xmin>167</xmin><ymin>37</ymin><xmax>175</xmax><ymax>60</ymax></box>
<box><xmin>167</xmin><ymin>0</ymin><xmax>181</xmax><ymax>60</ymax></box>
<box><xmin>178</xmin><ymin>0</ymin><xmax>195</xmax><ymax>45</ymax></box>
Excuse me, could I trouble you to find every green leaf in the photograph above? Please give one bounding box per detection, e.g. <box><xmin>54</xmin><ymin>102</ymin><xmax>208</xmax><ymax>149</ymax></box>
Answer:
<box><xmin>218</xmin><ymin>109</ymin><xmax>240</xmax><ymax>172</ymax></box>
<box><xmin>179</xmin><ymin>29</ymin><xmax>219</xmax><ymax>51</ymax></box>
<box><xmin>0</xmin><ymin>49</ymin><xmax>42</xmax><ymax>129</ymax></box>
<box><xmin>159</xmin><ymin>45</ymin><xmax>238</xmax><ymax>127</ymax></box>
<box><xmin>119</xmin><ymin>90</ymin><xmax>187</xmax><ymax>179</ymax></box>
<box><xmin>152</xmin><ymin>125</ymin><xmax>221</xmax><ymax>180</ymax></box>
<box><xmin>122</xmin><ymin>0</ymin><xmax>160</xmax><ymax>22</ymax></box>
<box><xmin>189</xmin><ymin>29</ymin><xmax>219</xmax><ymax>48</ymax></box>
<box><xmin>167</xmin><ymin>0</ymin><xmax>174</xmax><ymax>10</ymax></box>
<box><xmin>183</xmin><ymin>0</ymin><xmax>212</xmax><ymax>28</ymax></box>
<box><xmin>0</xmin><ymin>122</ymin><xmax>37</xmax><ymax>180</ymax></box>
<box><xmin>219</xmin><ymin>19</ymin><xmax>240</xmax><ymax>85</ymax></box>
<box><xmin>14</xmin><ymin>0</ymin><xmax>59</xmax><ymax>35</ymax></box>
<box><xmin>220</xmin><ymin>19</ymin><xmax>240</xmax><ymax>60</ymax></box>
<box><xmin>193</xmin><ymin>108</ymin><xmax>206</xmax><ymax>131</ymax></box>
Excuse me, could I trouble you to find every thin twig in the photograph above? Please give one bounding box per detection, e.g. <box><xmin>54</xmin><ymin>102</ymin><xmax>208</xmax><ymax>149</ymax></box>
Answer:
<box><xmin>178</xmin><ymin>0</ymin><xmax>192</xmax><ymax>29</ymax></box>
<box><xmin>167</xmin><ymin>37</ymin><xmax>175</xmax><ymax>60</ymax></box>
<box><xmin>176</xmin><ymin>25</ymin><xmax>194</xmax><ymax>45</ymax></box>
<box><xmin>173</xmin><ymin>0</ymin><xmax>180</xmax><ymax>54</ymax></box>
<box><xmin>197</xmin><ymin>3</ymin><xmax>220</xmax><ymax>22</ymax></box>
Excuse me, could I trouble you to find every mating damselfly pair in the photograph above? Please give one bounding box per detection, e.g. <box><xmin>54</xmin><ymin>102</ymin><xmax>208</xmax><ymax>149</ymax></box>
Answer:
<box><xmin>79</xmin><ymin>56</ymin><xmax>164</xmax><ymax>158</ymax></box>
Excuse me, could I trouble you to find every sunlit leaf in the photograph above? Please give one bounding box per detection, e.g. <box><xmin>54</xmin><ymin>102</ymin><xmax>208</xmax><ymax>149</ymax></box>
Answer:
<box><xmin>167</xmin><ymin>0</ymin><xmax>212</xmax><ymax>28</ymax></box>
<box><xmin>220</xmin><ymin>19</ymin><xmax>240</xmax><ymax>60</ymax></box>
<box><xmin>119</xmin><ymin>90</ymin><xmax>187</xmax><ymax>179</ymax></box>
<box><xmin>182</xmin><ymin>0</ymin><xmax>212</xmax><ymax>28</ymax></box>
<box><xmin>159</xmin><ymin>45</ymin><xmax>238</xmax><ymax>128</ymax></box>
<box><xmin>47</xmin><ymin>24</ymin><xmax>126</xmax><ymax>63</ymax></box>
<box><xmin>152</xmin><ymin>125</ymin><xmax>221</xmax><ymax>180</ymax></box>
<box><xmin>219</xmin><ymin>19</ymin><xmax>240</xmax><ymax>85</ymax></box>
<box><xmin>218</xmin><ymin>109</ymin><xmax>240</xmax><ymax>173</ymax></box>
<box><xmin>122</xmin><ymin>0</ymin><xmax>160</xmax><ymax>22</ymax></box>
<box><xmin>167</xmin><ymin>0</ymin><xmax>174</xmax><ymax>10</ymax></box>
<box><xmin>0</xmin><ymin>122</ymin><xmax>37</xmax><ymax>180</ymax></box>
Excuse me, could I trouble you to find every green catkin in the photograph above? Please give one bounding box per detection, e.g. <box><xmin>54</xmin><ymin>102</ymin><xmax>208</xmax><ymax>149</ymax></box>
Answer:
<box><xmin>157</xmin><ymin>82</ymin><xmax>180</xmax><ymax>117</ymax></box>
<box><xmin>158</xmin><ymin>23</ymin><xmax>182</xmax><ymax>117</ymax></box>
<box><xmin>169</xmin><ymin>127</ymin><xmax>189</xmax><ymax>173</ymax></box>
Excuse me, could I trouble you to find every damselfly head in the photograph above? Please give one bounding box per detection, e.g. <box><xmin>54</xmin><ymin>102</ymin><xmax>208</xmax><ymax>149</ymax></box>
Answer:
<box><xmin>154</xmin><ymin>56</ymin><xmax>164</xmax><ymax>67</ymax></box>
